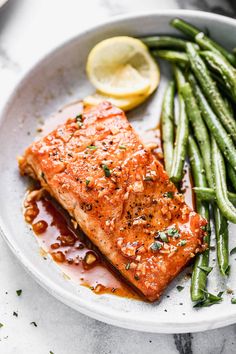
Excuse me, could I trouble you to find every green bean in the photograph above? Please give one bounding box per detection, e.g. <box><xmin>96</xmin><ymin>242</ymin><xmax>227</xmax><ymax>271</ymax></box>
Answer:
<box><xmin>180</xmin><ymin>82</ymin><xmax>213</xmax><ymax>187</ymax></box>
<box><xmin>214</xmin><ymin>208</ymin><xmax>230</xmax><ymax>276</ymax></box>
<box><xmin>188</xmin><ymin>74</ymin><xmax>236</xmax><ymax>171</ymax></box>
<box><xmin>172</xmin><ymin>64</ymin><xmax>186</xmax><ymax>125</ymax></box>
<box><xmin>173</xmin><ymin>64</ymin><xmax>186</xmax><ymax>91</ymax></box>
<box><xmin>223</xmin><ymin>96</ymin><xmax>234</xmax><ymax>118</ymax></box>
<box><xmin>188</xmin><ymin>135</ymin><xmax>210</xmax><ymax>302</ymax></box>
<box><xmin>210</xmin><ymin>70</ymin><xmax>236</xmax><ymax>103</ymax></box>
<box><xmin>195</xmin><ymin>32</ymin><xmax>236</xmax><ymax>67</ymax></box>
<box><xmin>200</xmin><ymin>50</ymin><xmax>236</xmax><ymax>102</ymax></box>
<box><xmin>188</xmin><ymin>135</ymin><xmax>208</xmax><ymax>193</ymax></box>
<box><xmin>186</xmin><ymin>43</ymin><xmax>236</xmax><ymax>141</ymax></box>
<box><xmin>161</xmin><ymin>80</ymin><xmax>175</xmax><ymax>175</ymax></box>
<box><xmin>142</xmin><ymin>36</ymin><xmax>199</xmax><ymax>51</ymax></box>
<box><xmin>212</xmin><ymin>138</ymin><xmax>236</xmax><ymax>223</ymax></box>
<box><xmin>193</xmin><ymin>187</ymin><xmax>236</xmax><ymax>204</ymax></box>
<box><xmin>170</xmin><ymin>18</ymin><xmax>236</xmax><ymax>65</ymax></box>
<box><xmin>228</xmin><ymin>164</ymin><xmax>236</xmax><ymax>191</ymax></box>
<box><xmin>142</xmin><ymin>36</ymin><xmax>189</xmax><ymax>50</ymax></box>
<box><xmin>170</xmin><ymin>18</ymin><xmax>199</xmax><ymax>38</ymax></box>
<box><xmin>151</xmin><ymin>50</ymin><xmax>189</xmax><ymax>65</ymax></box>
<box><xmin>182</xmin><ymin>79</ymin><xmax>212</xmax><ymax>186</ymax></box>
<box><xmin>170</xmin><ymin>67</ymin><xmax>188</xmax><ymax>183</ymax></box>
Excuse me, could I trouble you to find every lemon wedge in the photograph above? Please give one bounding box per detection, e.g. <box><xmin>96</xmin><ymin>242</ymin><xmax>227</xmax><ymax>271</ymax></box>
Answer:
<box><xmin>86</xmin><ymin>36</ymin><xmax>160</xmax><ymax>98</ymax></box>
<box><xmin>84</xmin><ymin>91</ymin><xmax>148</xmax><ymax>111</ymax></box>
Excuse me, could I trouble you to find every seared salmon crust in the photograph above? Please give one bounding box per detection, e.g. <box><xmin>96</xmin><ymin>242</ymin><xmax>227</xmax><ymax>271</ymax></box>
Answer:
<box><xmin>19</xmin><ymin>101</ymin><xmax>207</xmax><ymax>301</ymax></box>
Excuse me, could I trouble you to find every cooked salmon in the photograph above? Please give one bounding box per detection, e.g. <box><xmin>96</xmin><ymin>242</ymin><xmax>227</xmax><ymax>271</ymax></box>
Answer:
<box><xmin>19</xmin><ymin>101</ymin><xmax>207</xmax><ymax>301</ymax></box>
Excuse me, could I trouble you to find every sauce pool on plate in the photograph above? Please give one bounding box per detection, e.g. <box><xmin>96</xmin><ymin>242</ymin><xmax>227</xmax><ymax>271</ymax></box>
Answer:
<box><xmin>24</xmin><ymin>190</ymin><xmax>140</xmax><ymax>299</ymax></box>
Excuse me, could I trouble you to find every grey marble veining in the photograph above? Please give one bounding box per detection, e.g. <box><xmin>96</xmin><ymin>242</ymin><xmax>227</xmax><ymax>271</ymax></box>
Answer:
<box><xmin>176</xmin><ymin>0</ymin><xmax>236</xmax><ymax>17</ymax></box>
<box><xmin>0</xmin><ymin>0</ymin><xmax>236</xmax><ymax>353</ymax></box>
<box><xmin>174</xmin><ymin>333</ymin><xmax>193</xmax><ymax>354</ymax></box>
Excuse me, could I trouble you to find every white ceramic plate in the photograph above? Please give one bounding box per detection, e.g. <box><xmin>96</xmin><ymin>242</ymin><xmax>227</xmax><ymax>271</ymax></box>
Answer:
<box><xmin>1</xmin><ymin>10</ymin><xmax>236</xmax><ymax>333</ymax></box>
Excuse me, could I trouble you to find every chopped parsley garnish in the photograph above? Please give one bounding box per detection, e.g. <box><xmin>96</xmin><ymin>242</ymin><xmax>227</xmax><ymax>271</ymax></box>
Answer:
<box><xmin>200</xmin><ymin>225</ymin><xmax>207</xmax><ymax>231</ymax></box>
<box><xmin>194</xmin><ymin>289</ymin><xmax>223</xmax><ymax>308</ymax></box>
<box><xmin>102</xmin><ymin>164</ymin><xmax>111</xmax><ymax>177</ymax></box>
<box><xmin>85</xmin><ymin>179</ymin><xmax>90</xmax><ymax>186</ymax></box>
<box><xmin>177</xmin><ymin>240</ymin><xmax>187</xmax><ymax>247</ymax></box>
<box><xmin>176</xmin><ymin>285</ymin><xmax>184</xmax><ymax>292</ymax></box>
<box><xmin>125</xmin><ymin>263</ymin><xmax>130</xmax><ymax>270</ymax></box>
<box><xmin>158</xmin><ymin>231</ymin><xmax>169</xmax><ymax>243</ymax></box>
<box><xmin>30</xmin><ymin>321</ymin><xmax>37</xmax><ymax>327</ymax></box>
<box><xmin>154</xmin><ymin>227</ymin><xmax>180</xmax><ymax>242</ymax></box>
<box><xmin>76</xmin><ymin>114</ymin><xmax>82</xmax><ymax>121</ymax></box>
<box><xmin>50</xmin><ymin>351</ymin><xmax>54</xmax><ymax>354</ymax></box>
<box><xmin>163</xmin><ymin>191</ymin><xmax>174</xmax><ymax>199</ymax></box>
<box><xmin>217</xmin><ymin>291</ymin><xmax>224</xmax><ymax>298</ymax></box>
<box><xmin>87</xmin><ymin>145</ymin><xmax>97</xmax><ymax>150</ymax></box>
<box><xmin>16</xmin><ymin>289</ymin><xmax>22</xmax><ymax>296</ymax></box>
<box><xmin>225</xmin><ymin>265</ymin><xmax>232</xmax><ymax>275</ymax></box>
<box><xmin>144</xmin><ymin>176</ymin><xmax>153</xmax><ymax>181</ymax></box>
<box><xmin>134</xmin><ymin>274</ymin><xmax>140</xmax><ymax>280</ymax></box>
<box><xmin>0</xmin><ymin>323</ymin><xmax>3</xmax><ymax>328</ymax></box>
<box><xmin>76</xmin><ymin>114</ymin><xmax>83</xmax><ymax>128</ymax></box>
<box><xmin>150</xmin><ymin>241</ymin><xmax>163</xmax><ymax>252</ymax></box>
<box><xmin>119</xmin><ymin>145</ymin><xmax>126</xmax><ymax>149</ymax></box>
<box><xmin>197</xmin><ymin>266</ymin><xmax>213</xmax><ymax>275</ymax></box>
<box><xmin>231</xmin><ymin>298</ymin><xmax>236</xmax><ymax>304</ymax></box>
<box><xmin>167</xmin><ymin>227</ymin><xmax>180</xmax><ymax>238</ymax></box>
<box><xmin>230</xmin><ymin>247</ymin><xmax>236</xmax><ymax>255</ymax></box>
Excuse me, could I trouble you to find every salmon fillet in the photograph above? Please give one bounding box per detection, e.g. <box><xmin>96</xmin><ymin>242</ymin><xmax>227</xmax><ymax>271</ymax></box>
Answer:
<box><xmin>19</xmin><ymin>101</ymin><xmax>206</xmax><ymax>301</ymax></box>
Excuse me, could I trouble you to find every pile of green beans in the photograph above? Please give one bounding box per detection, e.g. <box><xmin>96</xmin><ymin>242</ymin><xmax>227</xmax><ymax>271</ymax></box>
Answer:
<box><xmin>143</xmin><ymin>17</ymin><xmax>236</xmax><ymax>305</ymax></box>
<box><xmin>170</xmin><ymin>18</ymin><xmax>236</xmax><ymax>66</ymax></box>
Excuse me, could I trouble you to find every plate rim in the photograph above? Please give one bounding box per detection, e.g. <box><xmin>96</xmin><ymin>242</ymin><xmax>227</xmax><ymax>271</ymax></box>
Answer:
<box><xmin>1</xmin><ymin>9</ymin><xmax>236</xmax><ymax>333</ymax></box>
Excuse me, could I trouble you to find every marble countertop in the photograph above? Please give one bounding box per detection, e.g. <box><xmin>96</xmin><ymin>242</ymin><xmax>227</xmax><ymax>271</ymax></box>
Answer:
<box><xmin>1</xmin><ymin>0</ymin><xmax>236</xmax><ymax>353</ymax></box>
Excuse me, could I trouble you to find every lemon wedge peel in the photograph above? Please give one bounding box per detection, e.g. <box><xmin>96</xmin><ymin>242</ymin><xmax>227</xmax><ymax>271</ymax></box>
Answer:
<box><xmin>86</xmin><ymin>36</ymin><xmax>160</xmax><ymax>99</ymax></box>
<box><xmin>83</xmin><ymin>91</ymin><xmax>149</xmax><ymax>111</ymax></box>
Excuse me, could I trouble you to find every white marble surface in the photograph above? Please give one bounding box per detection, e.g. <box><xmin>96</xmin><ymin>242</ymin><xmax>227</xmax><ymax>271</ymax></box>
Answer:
<box><xmin>1</xmin><ymin>0</ymin><xmax>236</xmax><ymax>353</ymax></box>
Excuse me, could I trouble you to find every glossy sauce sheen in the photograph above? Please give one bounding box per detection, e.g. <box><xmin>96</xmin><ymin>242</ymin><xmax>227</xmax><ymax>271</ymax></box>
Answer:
<box><xmin>24</xmin><ymin>100</ymin><xmax>194</xmax><ymax>299</ymax></box>
<box><xmin>24</xmin><ymin>192</ymin><xmax>140</xmax><ymax>299</ymax></box>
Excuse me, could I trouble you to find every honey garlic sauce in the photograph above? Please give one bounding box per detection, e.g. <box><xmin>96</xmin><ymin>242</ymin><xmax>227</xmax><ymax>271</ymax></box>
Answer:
<box><xmin>39</xmin><ymin>100</ymin><xmax>84</xmax><ymax>136</ymax></box>
<box><xmin>26</xmin><ymin>100</ymin><xmax>195</xmax><ymax>300</ymax></box>
<box><xmin>39</xmin><ymin>99</ymin><xmax>194</xmax><ymax>210</ymax></box>
<box><xmin>24</xmin><ymin>192</ymin><xmax>139</xmax><ymax>299</ymax></box>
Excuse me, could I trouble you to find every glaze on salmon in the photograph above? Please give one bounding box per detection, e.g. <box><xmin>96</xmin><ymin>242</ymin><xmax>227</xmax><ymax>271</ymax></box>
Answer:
<box><xmin>19</xmin><ymin>102</ymin><xmax>207</xmax><ymax>301</ymax></box>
